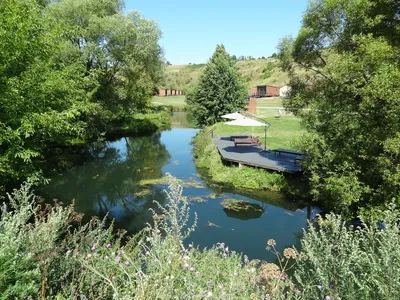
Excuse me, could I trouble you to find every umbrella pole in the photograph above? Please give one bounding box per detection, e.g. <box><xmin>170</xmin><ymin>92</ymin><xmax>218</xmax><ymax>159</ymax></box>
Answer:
<box><xmin>264</xmin><ymin>125</ymin><xmax>267</xmax><ymax>152</ymax></box>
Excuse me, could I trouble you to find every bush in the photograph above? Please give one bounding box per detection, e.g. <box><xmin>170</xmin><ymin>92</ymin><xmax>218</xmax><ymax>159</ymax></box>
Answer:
<box><xmin>294</xmin><ymin>203</ymin><xmax>400</xmax><ymax>299</ymax></box>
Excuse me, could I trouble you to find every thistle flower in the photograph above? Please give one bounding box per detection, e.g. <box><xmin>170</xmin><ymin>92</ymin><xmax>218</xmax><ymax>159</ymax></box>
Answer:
<box><xmin>190</xmin><ymin>267</ymin><xmax>195</xmax><ymax>272</ymax></box>
<box><xmin>283</xmin><ymin>247</ymin><xmax>297</xmax><ymax>259</ymax></box>
<box><xmin>325</xmin><ymin>297</ymin><xmax>331</xmax><ymax>300</ymax></box>
<box><xmin>115</xmin><ymin>256</ymin><xmax>121</xmax><ymax>263</ymax></box>
<box><xmin>91</xmin><ymin>244</ymin><xmax>97</xmax><ymax>251</ymax></box>
<box><xmin>106</xmin><ymin>243</ymin><xmax>112</xmax><ymax>248</ymax></box>
<box><xmin>184</xmin><ymin>262</ymin><xmax>189</xmax><ymax>268</ymax></box>
<box><xmin>66</xmin><ymin>250</ymin><xmax>71</xmax><ymax>255</ymax></box>
<box><xmin>125</xmin><ymin>261</ymin><xmax>130</xmax><ymax>266</ymax></box>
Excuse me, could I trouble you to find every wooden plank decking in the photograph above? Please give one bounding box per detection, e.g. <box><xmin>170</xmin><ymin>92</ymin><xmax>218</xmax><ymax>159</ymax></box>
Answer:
<box><xmin>213</xmin><ymin>136</ymin><xmax>302</xmax><ymax>173</ymax></box>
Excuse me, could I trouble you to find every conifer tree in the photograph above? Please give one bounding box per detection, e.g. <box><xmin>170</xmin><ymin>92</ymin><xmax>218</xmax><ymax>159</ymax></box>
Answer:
<box><xmin>186</xmin><ymin>45</ymin><xmax>248</xmax><ymax>126</ymax></box>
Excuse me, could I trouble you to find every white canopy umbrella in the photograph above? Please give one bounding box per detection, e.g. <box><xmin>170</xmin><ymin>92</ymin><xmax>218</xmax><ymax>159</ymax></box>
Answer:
<box><xmin>224</xmin><ymin>117</ymin><xmax>265</xmax><ymax>127</ymax></box>
<box><xmin>221</xmin><ymin>112</ymin><xmax>246</xmax><ymax>120</ymax></box>
<box><xmin>224</xmin><ymin>117</ymin><xmax>268</xmax><ymax>152</ymax></box>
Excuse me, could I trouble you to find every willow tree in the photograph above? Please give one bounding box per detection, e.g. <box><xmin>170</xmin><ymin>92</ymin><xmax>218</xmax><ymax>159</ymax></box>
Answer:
<box><xmin>279</xmin><ymin>0</ymin><xmax>400</xmax><ymax>216</ymax></box>
<box><xmin>186</xmin><ymin>45</ymin><xmax>247</xmax><ymax>126</ymax></box>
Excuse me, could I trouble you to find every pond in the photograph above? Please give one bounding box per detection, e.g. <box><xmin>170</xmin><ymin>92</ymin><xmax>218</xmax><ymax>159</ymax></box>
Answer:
<box><xmin>40</xmin><ymin>113</ymin><xmax>320</xmax><ymax>261</ymax></box>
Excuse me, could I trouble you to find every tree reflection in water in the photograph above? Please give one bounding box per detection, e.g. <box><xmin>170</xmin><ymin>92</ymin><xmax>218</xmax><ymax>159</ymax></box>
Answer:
<box><xmin>40</xmin><ymin>133</ymin><xmax>171</xmax><ymax>233</ymax></box>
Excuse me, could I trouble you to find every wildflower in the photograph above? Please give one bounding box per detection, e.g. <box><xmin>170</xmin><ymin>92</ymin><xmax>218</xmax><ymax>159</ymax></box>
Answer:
<box><xmin>195</xmin><ymin>271</ymin><xmax>200</xmax><ymax>275</ymax></box>
<box><xmin>223</xmin><ymin>253</ymin><xmax>227</xmax><ymax>257</ymax></box>
<box><xmin>317</xmin><ymin>285</ymin><xmax>323</xmax><ymax>290</ymax></box>
<box><xmin>207</xmin><ymin>281</ymin><xmax>213</xmax><ymax>286</ymax></box>
<box><xmin>112</xmin><ymin>276</ymin><xmax>115</xmax><ymax>280</ymax></box>
<box><xmin>222</xmin><ymin>291</ymin><xmax>226</xmax><ymax>296</ymax></box>
<box><xmin>125</xmin><ymin>261</ymin><xmax>130</xmax><ymax>266</ymax></box>
<box><xmin>244</xmin><ymin>255</ymin><xmax>249</xmax><ymax>263</ymax></box>
<box><xmin>283</xmin><ymin>248</ymin><xmax>297</xmax><ymax>259</ymax></box>
<box><xmin>238</xmin><ymin>264</ymin><xmax>242</xmax><ymax>268</ymax></box>
<box><xmin>280</xmin><ymin>276</ymin><xmax>286</xmax><ymax>281</ymax></box>
<box><xmin>184</xmin><ymin>262</ymin><xmax>189</xmax><ymax>268</ymax></box>
<box><xmin>234</xmin><ymin>271</ymin><xmax>238</xmax><ymax>276</ymax></box>
<box><xmin>168</xmin><ymin>260</ymin><xmax>172</xmax><ymax>264</ymax></box>
<box><xmin>267</xmin><ymin>239</ymin><xmax>276</xmax><ymax>246</ymax></box>
<box><xmin>220</xmin><ymin>243</ymin><xmax>225</xmax><ymax>248</ymax></box>
<box><xmin>154</xmin><ymin>259</ymin><xmax>159</xmax><ymax>263</ymax></box>
<box><xmin>106</xmin><ymin>243</ymin><xmax>112</xmax><ymax>248</ymax></box>
<box><xmin>207</xmin><ymin>291</ymin><xmax>213</xmax><ymax>297</ymax></box>
<box><xmin>91</xmin><ymin>244</ymin><xmax>97</xmax><ymax>251</ymax></box>
<box><xmin>146</xmin><ymin>237</ymin><xmax>151</xmax><ymax>242</ymax></box>
<box><xmin>326</xmin><ymin>297</ymin><xmax>331</xmax><ymax>300</ymax></box>
<box><xmin>66</xmin><ymin>250</ymin><xmax>71</xmax><ymax>255</ymax></box>
<box><xmin>135</xmin><ymin>272</ymin><xmax>140</xmax><ymax>276</ymax></box>
<box><xmin>190</xmin><ymin>267</ymin><xmax>195</xmax><ymax>272</ymax></box>
<box><xmin>297</xmin><ymin>290</ymin><xmax>302</xmax><ymax>294</ymax></box>
<box><xmin>115</xmin><ymin>256</ymin><xmax>121</xmax><ymax>263</ymax></box>
<box><xmin>189</xmin><ymin>243</ymin><xmax>193</xmax><ymax>248</ymax></box>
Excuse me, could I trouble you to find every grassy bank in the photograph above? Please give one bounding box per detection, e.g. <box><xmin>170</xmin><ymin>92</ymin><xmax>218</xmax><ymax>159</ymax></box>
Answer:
<box><xmin>107</xmin><ymin>108</ymin><xmax>172</xmax><ymax>138</ymax></box>
<box><xmin>193</xmin><ymin>130</ymin><xmax>288</xmax><ymax>191</ymax></box>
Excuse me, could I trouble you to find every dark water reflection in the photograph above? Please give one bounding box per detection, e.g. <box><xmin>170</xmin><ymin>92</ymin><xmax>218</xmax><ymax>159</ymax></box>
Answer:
<box><xmin>40</xmin><ymin>114</ymin><xmax>320</xmax><ymax>261</ymax></box>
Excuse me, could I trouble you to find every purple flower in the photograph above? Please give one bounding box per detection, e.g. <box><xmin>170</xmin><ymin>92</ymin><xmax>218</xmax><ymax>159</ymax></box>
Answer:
<box><xmin>125</xmin><ymin>261</ymin><xmax>130</xmax><ymax>266</ymax></box>
<box><xmin>91</xmin><ymin>244</ymin><xmax>97</xmax><ymax>251</ymax></box>
<box><xmin>281</xmin><ymin>276</ymin><xmax>286</xmax><ymax>281</ymax></box>
<box><xmin>111</xmin><ymin>276</ymin><xmax>115</xmax><ymax>280</ymax></box>
<box><xmin>222</xmin><ymin>291</ymin><xmax>226</xmax><ymax>296</ymax></box>
<box><xmin>297</xmin><ymin>290</ymin><xmax>302</xmax><ymax>294</ymax></box>
<box><xmin>190</xmin><ymin>267</ymin><xmax>195</xmax><ymax>272</ymax></box>
<box><xmin>195</xmin><ymin>271</ymin><xmax>200</xmax><ymax>275</ymax></box>
<box><xmin>326</xmin><ymin>296</ymin><xmax>331</xmax><ymax>300</ymax></box>
<box><xmin>207</xmin><ymin>281</ymin><xmax>213</xmax><ymax>286</ymax></box>
<box><xmin>66</xmin><ymin>250</ymin><xmax>71</xmax><ymax>255</ymax></box>
<box><xmin>106</xmin><ymin>243</ymin><xmax>112</xmax><ymax>248</ymax></box>
<box><xmin>115</xmin><ymin>256</ymin><xmax>121</xmax><ymax>263</ymax></box>
<box><xmin>184</xmin><ymin>263</ymin><xmax>189</xmax><ymax>268</ymax></box>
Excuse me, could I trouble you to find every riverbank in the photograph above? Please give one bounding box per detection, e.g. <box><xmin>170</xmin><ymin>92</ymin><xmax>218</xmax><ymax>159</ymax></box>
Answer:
<box><xmin>193</xmin><ymin>130</ymin><xmax>289</xmax><ymax>191</ymax></box>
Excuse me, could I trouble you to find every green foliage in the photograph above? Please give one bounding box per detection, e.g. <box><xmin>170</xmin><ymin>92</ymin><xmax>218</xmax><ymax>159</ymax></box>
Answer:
<box><xmin>279</xmin><ymin>0</ymin><xmax>400</xmax><ymax>215</ymax></box>
<box><xmin>295</xmin><ymin>203</ymin><xmax>400</xmax><ymax>299</ymax></box>
<box><xmin>192</xmin><ymin>130</ymin><xmax>288</xmax><ymax>191</ymax></box>
<box><xmin>0</xmin><ymin>0</ymin><xmax>165</xmax><ymax>189</ymax></box>
<box><xmin>186</xmin><ymin>45</ymin><xmax>248</xmax><ymax>126</ymax></box>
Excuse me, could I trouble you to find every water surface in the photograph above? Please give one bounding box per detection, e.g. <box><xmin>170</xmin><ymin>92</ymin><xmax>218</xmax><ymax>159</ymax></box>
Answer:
<box><xmin>41</xmin><ymin>114</ymin><xmax>320</xmax><ymax>261</ymax></box>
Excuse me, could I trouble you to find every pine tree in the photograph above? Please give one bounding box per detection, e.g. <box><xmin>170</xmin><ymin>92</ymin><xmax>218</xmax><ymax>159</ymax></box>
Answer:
<box><xmin>186</xmin><ymin>45</ymin><xmax>248</xmax><ymax>126</ymax></box>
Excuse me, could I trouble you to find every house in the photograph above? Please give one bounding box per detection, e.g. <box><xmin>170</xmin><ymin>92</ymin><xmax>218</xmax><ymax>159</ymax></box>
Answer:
<box><xmin>251</xmin><ymin>85</ymin><xmax>280</xmax><ymax>97</ymax></box>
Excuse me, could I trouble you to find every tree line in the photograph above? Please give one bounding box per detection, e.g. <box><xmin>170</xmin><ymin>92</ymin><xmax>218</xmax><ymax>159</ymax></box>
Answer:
<box><xmin>0</xmin><ymin>0</ymin><xmax>165</xmax><ymax>193</ymax></box>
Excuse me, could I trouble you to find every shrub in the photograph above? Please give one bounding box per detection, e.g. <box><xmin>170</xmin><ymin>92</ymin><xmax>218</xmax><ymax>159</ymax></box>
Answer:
<box><xmin>294</xmin><ymin>203</ymin><xmax>400</xmax><ymax>299</ymax></box>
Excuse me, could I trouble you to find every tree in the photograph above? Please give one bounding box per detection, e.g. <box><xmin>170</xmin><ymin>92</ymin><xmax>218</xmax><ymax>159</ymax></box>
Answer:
<box><xmin>278</xmin><ymin>0</ymin><xmax>400</xmax><ymax>216</ymax></box>
<box><xmin>186</xmin><ymin>45</ymin><xmax>248</xmax><ymax>126</ymax></box>
<box><xmin>0</xmin><ymin>0</ymin><xmax>164</xmax><ymax>191</ymax></box>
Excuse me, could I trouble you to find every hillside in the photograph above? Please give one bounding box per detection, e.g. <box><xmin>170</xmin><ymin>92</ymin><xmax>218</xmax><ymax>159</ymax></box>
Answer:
<box><xmin>163</xmin><ymin>58</ymin><xmax>303</xmax><ymax>93</ymax></box>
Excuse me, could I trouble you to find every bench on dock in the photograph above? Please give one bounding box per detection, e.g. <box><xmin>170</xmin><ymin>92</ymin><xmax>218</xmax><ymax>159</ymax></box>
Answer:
<box><xmin>229</xmin><ymin>135</ymin><xmax>251</xmax><ymax>141</ymax></box>
<box><xmin>273</xmin><ymin>148</ymin><xmax>305</xmax><ymax>156</ymax></box>
<box><xmin>234</xmin><ymin>136</ymin><xmax>261</xmax><ymax>147</ymax></box>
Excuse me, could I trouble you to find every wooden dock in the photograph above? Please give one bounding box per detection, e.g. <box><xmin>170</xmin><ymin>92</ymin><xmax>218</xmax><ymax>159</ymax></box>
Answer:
<box><xmin>213</xmin><ymin>136</ymin><xmax>302</xmax><ymax>173</ymax></box>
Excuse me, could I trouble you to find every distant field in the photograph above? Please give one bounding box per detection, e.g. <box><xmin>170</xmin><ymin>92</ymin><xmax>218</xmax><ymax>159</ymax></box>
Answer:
<box><xmin>256</xmin><ymin>97</ymin><xmax>283</xmax><ymax>108</ymax></box>
<box><xmin>152</xmin><ymin>96</ymin><xmax>186</xmax><ymax>106</ymax></box>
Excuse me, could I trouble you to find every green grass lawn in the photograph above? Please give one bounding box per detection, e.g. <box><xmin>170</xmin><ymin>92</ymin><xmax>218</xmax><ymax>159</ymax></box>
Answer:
<box><xmin>256</xmin><ymin>97</ymin><xmax>283</xmax><ymax>107</ymax></box>
<box><xmin>152</xmin><ymin>96</ymin><xmax>186</xmax><ymax>106</ymax></box>
<box><xmin>214</xmin><ymin>109</ymin><xmax>303</xmax><ymax>150</ymax></box>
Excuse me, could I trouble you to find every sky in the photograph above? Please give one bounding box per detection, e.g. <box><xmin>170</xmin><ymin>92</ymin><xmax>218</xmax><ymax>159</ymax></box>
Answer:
<box><xmin>124</xmin><ymin>0</ymin><xmax>309</xmax><ymax>65</ymax></box>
